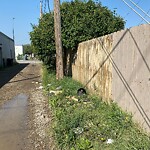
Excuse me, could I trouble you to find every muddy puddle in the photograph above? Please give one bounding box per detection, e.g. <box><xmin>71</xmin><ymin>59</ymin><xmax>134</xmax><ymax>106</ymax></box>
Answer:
<box><xmin>0</xmin><ymin>93</ymin><xmax>29</xmax><ymax>150</ymax></box>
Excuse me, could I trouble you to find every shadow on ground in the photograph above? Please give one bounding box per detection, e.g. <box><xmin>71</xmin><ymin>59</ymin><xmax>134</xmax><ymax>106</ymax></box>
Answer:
<box><xmin>0</xmin><ymin>63</ymin><xmax>29</xmax><ymax>88</ymax></box>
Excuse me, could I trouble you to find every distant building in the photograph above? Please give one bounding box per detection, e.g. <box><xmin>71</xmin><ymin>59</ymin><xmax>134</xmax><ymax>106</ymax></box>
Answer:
<box><xmin>0</xmin><ymin>32</ymin><xmax>15</xmax><ymax>67</ymax></box>
<box><xmin>15</xmin><ymin>45</ymin><xmax>24</xmax><ymax>59</ymax></box>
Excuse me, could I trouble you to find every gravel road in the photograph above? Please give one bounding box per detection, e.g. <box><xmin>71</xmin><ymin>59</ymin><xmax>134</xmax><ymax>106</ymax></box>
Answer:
<box><xmin>0</xmin><ymin>61</ymin><xmax>55</xmax><ymax>150</ymax></box>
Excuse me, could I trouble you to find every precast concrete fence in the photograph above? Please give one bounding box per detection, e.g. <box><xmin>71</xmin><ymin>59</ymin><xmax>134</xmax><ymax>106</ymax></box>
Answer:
<box><xmin>72</xmin><ymin>24</ymin><xmax>150</xmax><ymax>132</ymax></box>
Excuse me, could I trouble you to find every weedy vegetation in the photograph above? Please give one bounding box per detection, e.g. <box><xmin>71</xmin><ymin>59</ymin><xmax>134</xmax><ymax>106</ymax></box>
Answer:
<box><xmin>43</xmin><ymin>67</ymin><xmax>150</xmax><ymax>150</ymax></box>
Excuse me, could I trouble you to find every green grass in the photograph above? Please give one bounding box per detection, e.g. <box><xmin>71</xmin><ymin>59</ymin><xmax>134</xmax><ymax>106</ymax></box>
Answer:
<box><xmin>42</xmin><ymin>67</ymin><xmax>150</xmax><ymax>150</ymax></box>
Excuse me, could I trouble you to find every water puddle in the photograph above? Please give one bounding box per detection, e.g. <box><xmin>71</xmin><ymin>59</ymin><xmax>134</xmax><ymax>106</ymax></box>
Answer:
<box><xmin>0</xmin><ymin>93</ymin><xmax>28</xmax><ymax>150</ymax></box>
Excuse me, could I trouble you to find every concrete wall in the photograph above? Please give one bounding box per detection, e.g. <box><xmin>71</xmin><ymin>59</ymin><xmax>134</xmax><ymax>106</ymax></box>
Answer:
<box><xmin>72</xmin><ymin>35</ymin><xmax>113</xmax><ymax>101</ymax></box>
<box><xmin>0</xmin><ymin>32</ymin><xmax>15</xmax><ymax>67</ymax></box>
<box><xmin>15</xmin><ymin>45</ymin><xmax>23</xmax><ymax>59</ymax></box>
<box><xmin>72</xmin><ymin>24</ymin><xmax>150</xmax><ymax>132</ymax></box>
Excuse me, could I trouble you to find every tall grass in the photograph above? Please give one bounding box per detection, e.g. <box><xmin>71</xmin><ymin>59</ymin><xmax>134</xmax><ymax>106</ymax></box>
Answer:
<box><xmin>43</xmin><ymin>67</ymin><xmax>150</xmax><ymax>150</ymax></box>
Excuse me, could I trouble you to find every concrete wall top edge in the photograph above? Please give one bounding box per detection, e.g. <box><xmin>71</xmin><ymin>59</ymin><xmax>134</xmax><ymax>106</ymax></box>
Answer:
<box><xmin>79</xmin><ymin>24</ymin><xmax>149</xmax><ymax>46</ymax></box>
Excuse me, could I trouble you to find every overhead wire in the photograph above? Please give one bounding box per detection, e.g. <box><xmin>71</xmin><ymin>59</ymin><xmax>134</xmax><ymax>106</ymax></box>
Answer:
<box><xmin>42</xmin><ymin>0</ymin><xmax>51</xmax><ymax>14</ymax></box>
<box><xmin>121</xmin><ymin>0</ymin><xmax>150</xmax><ymax>24</ymax></box>
<box><xmin>47</xmin><ymin>0</ymin><xmax>51</xmax><ymax>13</ymax></box>
<box><xmin>138</xmin><ymin>8</ymin><xmax>150</xmax><ymax>25</ymax></box>
<box><xmin>129</xmin><ymin>0</ymin><xmax>150</xmax><ymax>19</ymax></box>
<box><xmin>44</xmin><ymin>0</ymin><xmax>47</xmax><ymax>13</ymax></box>
<box><xmin>123</xmin><ymin>0</ymin><xmax>141</xmax><ymax>19</ymax></box>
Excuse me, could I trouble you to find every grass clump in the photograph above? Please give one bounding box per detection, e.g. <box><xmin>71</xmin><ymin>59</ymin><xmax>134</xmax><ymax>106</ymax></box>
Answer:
<box><xmin>42</xmin><ymin>68</ymin><xmax>150</xmax><ymax>150</ymax></box>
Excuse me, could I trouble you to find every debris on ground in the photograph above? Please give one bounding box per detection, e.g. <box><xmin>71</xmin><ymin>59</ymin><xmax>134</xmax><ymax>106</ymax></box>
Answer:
<box><xmin>49</xmin><ymin>90</ymin><xmax>62</xmax><ymax>96</ymax></box>
<box><xmin>106</xmin><ymin>138</ymin><xmax>114</xmax><ymax>144</ymax></box>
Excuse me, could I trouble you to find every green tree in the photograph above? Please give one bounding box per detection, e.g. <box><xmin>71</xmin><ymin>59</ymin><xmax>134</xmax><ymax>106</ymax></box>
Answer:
<box><xmin>30</xmin><ymin>0</ymin><xmax>125</xmax><ymax>71</ymax></box>
<box><xmin>23</xmin><ymin>44</ymin><xmax>33</xmax><ymax>54</ymax></box>
<box><xmin>30</xmin><ymin>13</ymin><xmax>56</xmax><ymax>68</ymax></box>
<box><xmin>61</xmin><ymin>0</ymin><xmax>124</xmax><ymax>50</ymax></box>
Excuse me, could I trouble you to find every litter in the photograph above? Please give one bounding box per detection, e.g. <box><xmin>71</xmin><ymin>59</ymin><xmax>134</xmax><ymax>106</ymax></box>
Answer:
<box><xmin>56</xmin><ymin>86</ymin><xmax>62</xmax><ymax>90</ymax></box>
<box><xmin>49</xmin><ymin>90</ymin><xmax>62</xmax><ymax>95</ymax></box>
<box><xmin>77</xmin><ymin>88</ymin><xmax>86</xmax><ymax>96</ymax></box>
<box><xmin>106</xmin><ymin>139</ymin><xmax>114</xmax><ymax>144</ymax></box>
<box><xmin>47</xmin><ymin>84</ymin><xmax>52</xmax><ymax>87</ymax></box>
<box><xmin>73</xmin><ymin>127</ymin><xmax>84</xmax><ymax>134</ymax></box>
<box><xmin>36</xmin><ymin>86</ymin><xmax>43</xmax><ymax>90</ymax></box>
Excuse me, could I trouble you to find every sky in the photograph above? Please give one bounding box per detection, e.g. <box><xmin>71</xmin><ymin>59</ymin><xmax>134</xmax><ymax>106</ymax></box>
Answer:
<box><xmin>0</xmin><ymin>0</ymin><xmax>150</xmax><ymax>46</ymax></box>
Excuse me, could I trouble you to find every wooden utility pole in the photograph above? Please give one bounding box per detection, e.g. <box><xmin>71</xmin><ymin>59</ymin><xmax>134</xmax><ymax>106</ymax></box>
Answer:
<box><xmin>40</xmin><ymin>1</ymin><xmax>43</xmax><ymax>19</ymax></box>
<box><xmin>54</xmin><ymin>0</ymin><xmax>64</xmax><ymax>79</ymax></box>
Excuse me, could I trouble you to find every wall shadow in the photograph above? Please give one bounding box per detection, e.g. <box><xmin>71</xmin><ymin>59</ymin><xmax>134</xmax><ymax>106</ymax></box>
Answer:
<box><xmin>70</xmin><ymin>27</ymin><xmax>150</xmax><ymax>130</ymax></box>
<box><xmin>88</xmin><ymin>29</ymin><xmax>150</xmax><ymax>129</ymax></box>
<box><xmin>84</xmin><ymin>29</ymin><xmax>129</xmax><ymax>88</ymax></box>
<box><xmin>0</xmin><ymin>63</ymin><xmax>29</xmax><ymax>88</ymax></box>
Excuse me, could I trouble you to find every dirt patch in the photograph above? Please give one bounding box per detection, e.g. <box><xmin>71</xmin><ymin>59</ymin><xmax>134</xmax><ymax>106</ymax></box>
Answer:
<box><xmin>0</xmin><ymin>61</ymin><xmax>56</xmax><ymax>150</ymax></box>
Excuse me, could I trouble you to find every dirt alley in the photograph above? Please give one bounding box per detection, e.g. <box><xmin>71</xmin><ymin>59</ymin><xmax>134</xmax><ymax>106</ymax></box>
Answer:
<box><xmin>0</xmin><ymin>61</ymin><xmax>55</xmax><ymax>150</ymax></box>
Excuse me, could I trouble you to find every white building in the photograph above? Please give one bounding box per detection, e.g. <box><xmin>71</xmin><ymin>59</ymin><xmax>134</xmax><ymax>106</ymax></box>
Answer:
<box><xmin>15</xmin><ymin>45</ymin><xmax>24</xmax><ymax>59</ymax></box>
<box><xmin>0</xmin><ymin>32</ymin><xmax>15</xmax><ymax>67</ymax></box>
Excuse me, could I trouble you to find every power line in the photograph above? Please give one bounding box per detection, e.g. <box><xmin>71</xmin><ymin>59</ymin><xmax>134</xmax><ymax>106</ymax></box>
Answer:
<box><xmin>123</xmin><ymin>0</ymin><xmax>141</xmax><ymax>19</ymax></box>
<box><xmin>43</xmin><ymin>0</ymin><xmax>47</xmax><ymax>13</ymax></box>
<box><xmin>121</xmin><ymin>0</ymin><xmax>150</xmax><ymax>24</ymax></box>
<box><xmin>47</xmin><ymin>0</ymin><xmax>51</xmax><ymax>13</ymax></box>
<box><xmin>129</xmin><ymin>0</ymin><xmax>150</xmax><ymax>19</ymax></box>
<box><xmin>41</xmin><ymin>0</ymin><xmax>51</xmax><ymax>14</ymax></box>
<box><xmin>138</xmin><ymin>8</ymin><xmax>150</xmax><ymax>25</ymax></box>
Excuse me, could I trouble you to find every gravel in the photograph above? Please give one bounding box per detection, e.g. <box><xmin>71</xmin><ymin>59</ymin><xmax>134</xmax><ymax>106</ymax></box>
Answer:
<box><xmin>0</xmin><ymin>61</ymin><xmax>57</xmax><ymax>150</ymax></box>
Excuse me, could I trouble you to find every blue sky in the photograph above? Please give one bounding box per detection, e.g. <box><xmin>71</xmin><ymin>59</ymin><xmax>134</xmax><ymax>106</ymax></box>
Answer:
<box><xmin>0</xmin><ymin>0</ymin><xmax>40</xmax><ymax>45</ymax></box>
<box><xmin>100</xmin><ymin>0</ymin><xmax>150</xmax><ymax>27</ymax></box>
<box><xmin>0</xmin><ymin>0</ymin><xmax>149</xmax><ymax>45</ymax></box>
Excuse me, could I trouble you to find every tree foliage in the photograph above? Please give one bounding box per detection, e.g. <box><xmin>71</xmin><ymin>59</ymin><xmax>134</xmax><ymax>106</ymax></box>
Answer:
<box><xmin>61</xmin><ymin>0</ymin><xmax>124</xmax><ymax>50</ymax></box>
<box><xmin>23</xmin><ymin>44</ymin><xmax>33</xmax><ymax>54</ymax></box>
<box><xmin>30</xmin><ymin>0</ymin><xmax>125</xmax><ymax>69</ymax></box>
<box><xmin>30</xmin><ymin>13</ymin><xmax>55</xmax><ymax>68</ymax></box>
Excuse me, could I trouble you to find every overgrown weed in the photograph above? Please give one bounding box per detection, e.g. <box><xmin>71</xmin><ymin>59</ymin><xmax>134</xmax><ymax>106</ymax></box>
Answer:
<box><xmin>43</xmin><ymin>67</ymin><xmax>150</xmax><ymax>150</ymax></box>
